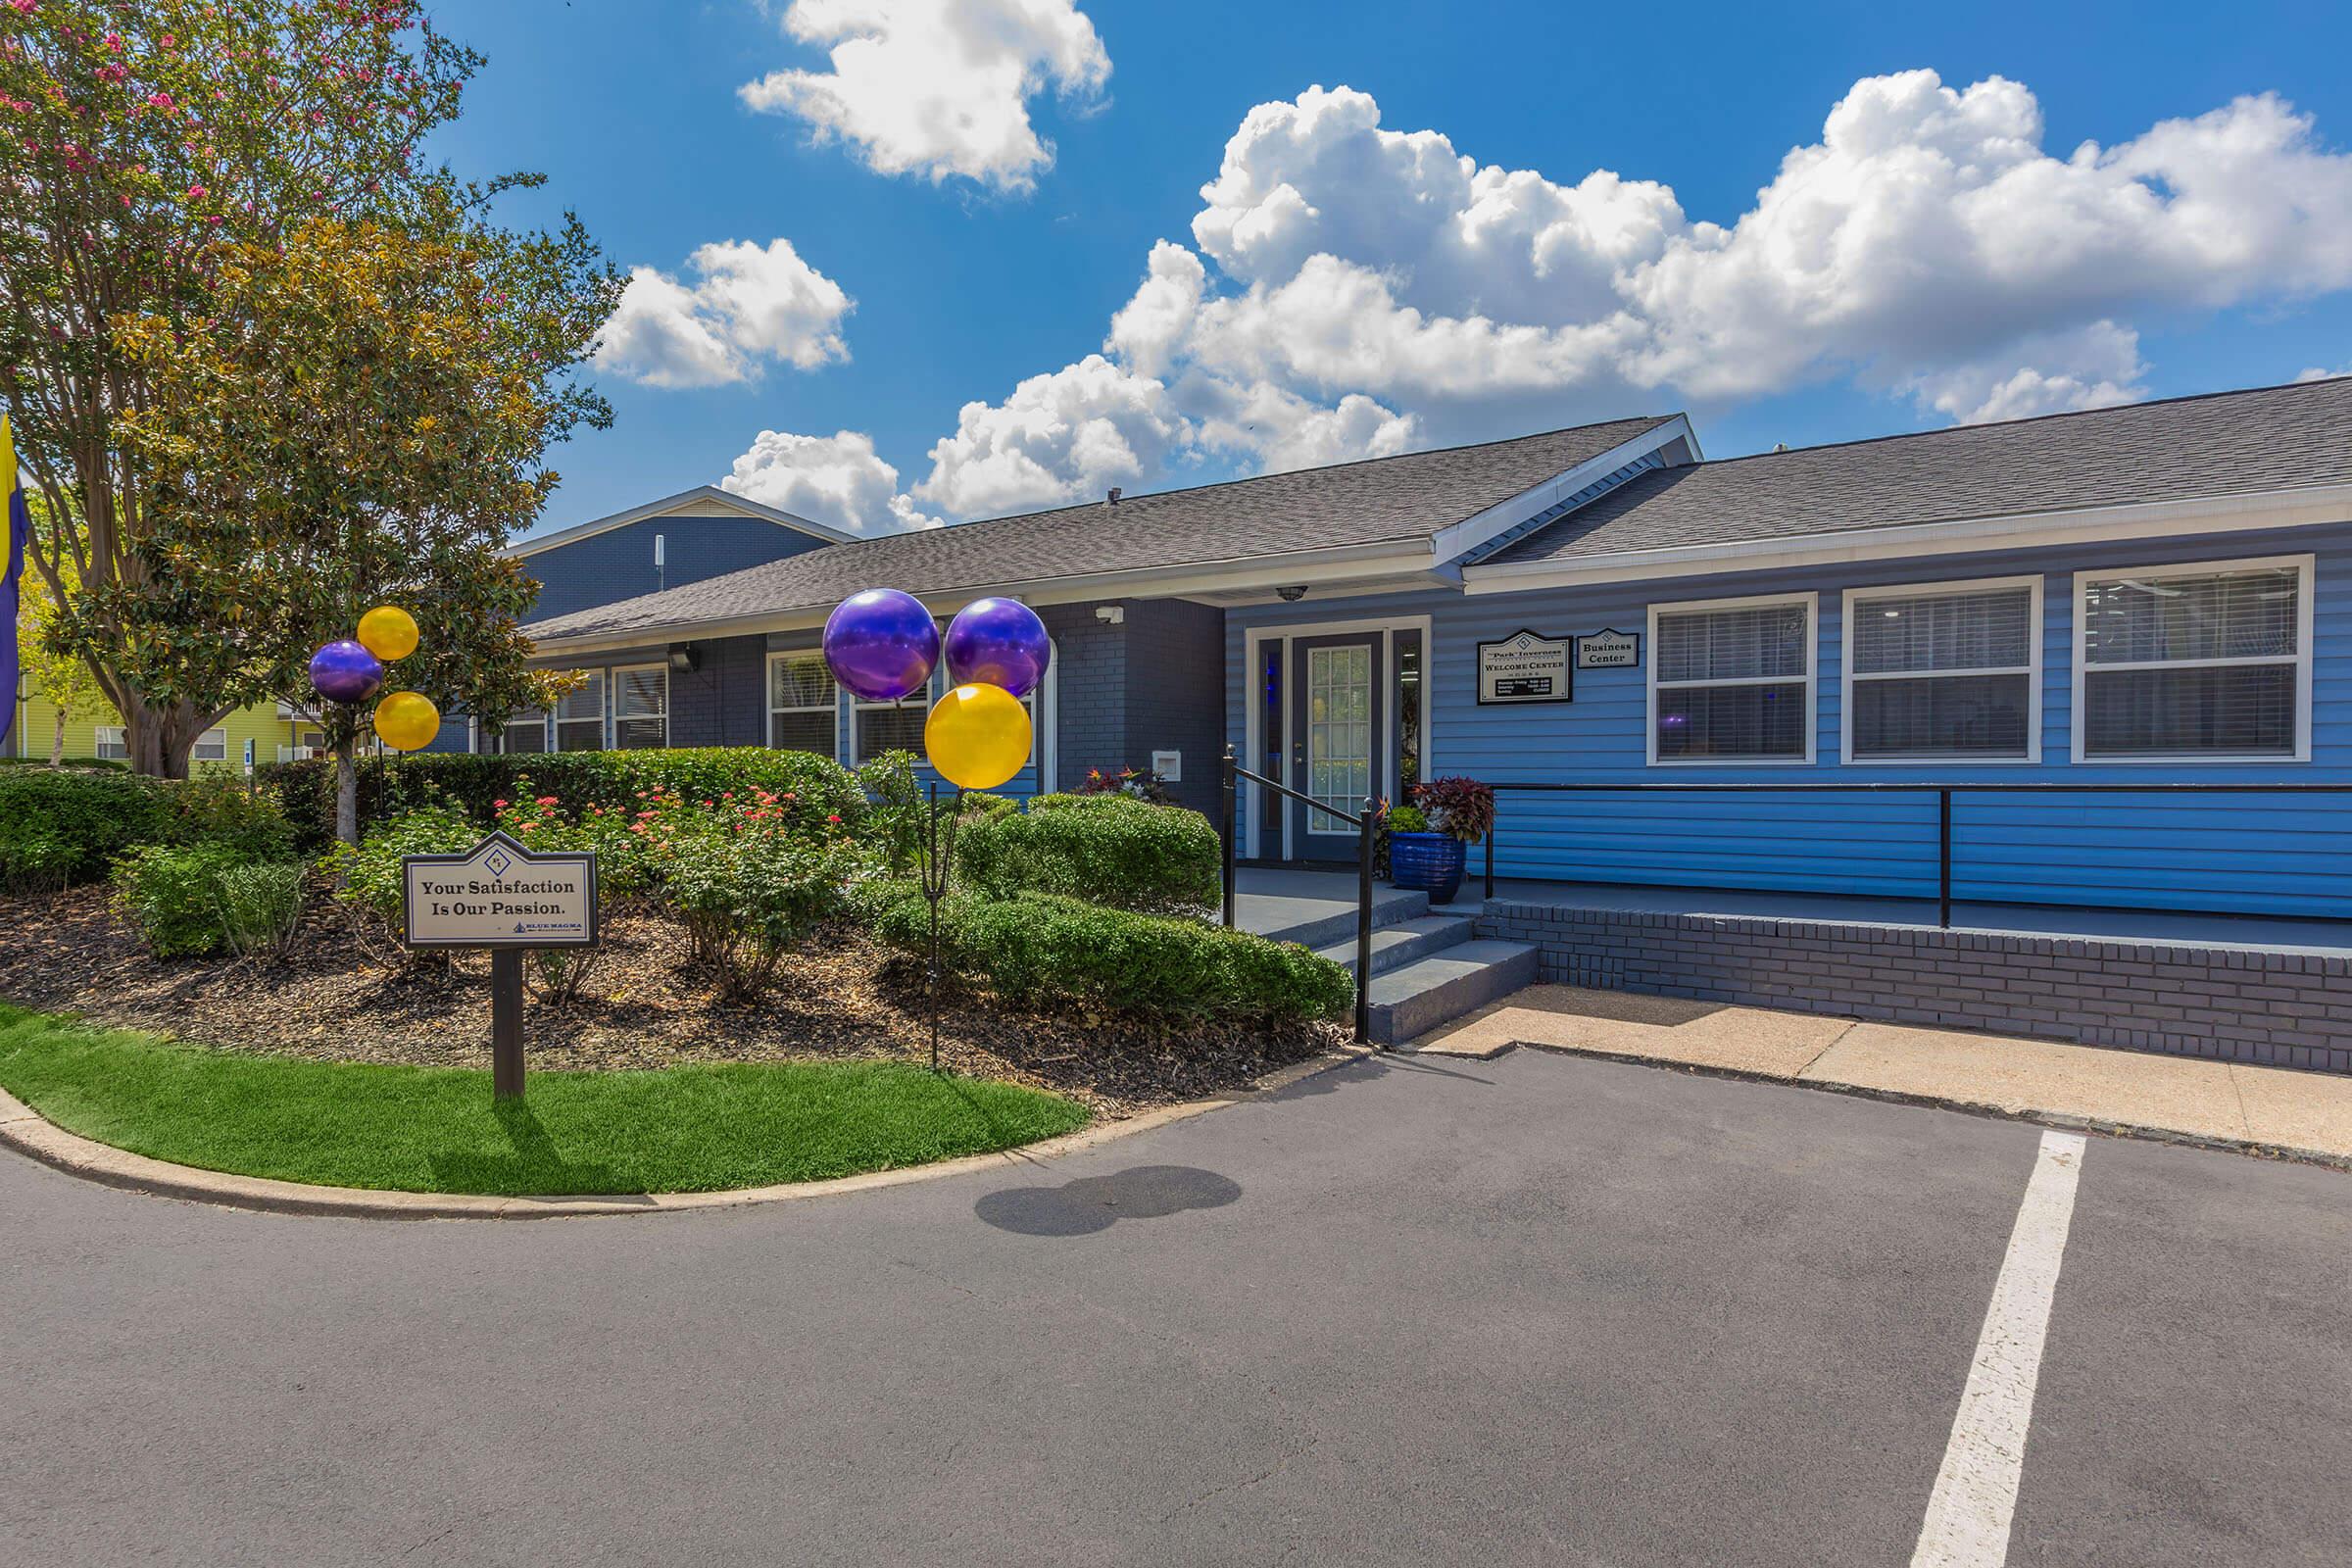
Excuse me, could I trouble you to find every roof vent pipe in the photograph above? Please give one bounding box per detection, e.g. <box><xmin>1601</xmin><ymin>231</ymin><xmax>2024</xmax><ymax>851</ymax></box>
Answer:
<box><xmin>1105</xmin><ymin>487</ymin><xmax>1122</xmax><ymax>506</ymax></box>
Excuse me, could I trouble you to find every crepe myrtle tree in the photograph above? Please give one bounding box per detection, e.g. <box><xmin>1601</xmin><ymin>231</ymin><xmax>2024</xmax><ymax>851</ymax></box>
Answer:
<box><xmin>110</xmin><ymin>202</ymin><xmax>614</xmax><ymax>844</ymax></box>
<box><xmin>0</xmin><ymin>0</ymin><xmax>496</xmax><ymax>776</ymax></box>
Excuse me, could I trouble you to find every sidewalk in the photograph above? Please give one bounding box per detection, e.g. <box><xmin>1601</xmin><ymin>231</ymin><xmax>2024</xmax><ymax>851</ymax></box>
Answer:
<box><xmin>1414</xmin><ymin>985</ymin><xmax>2352</xmax><ymax>1166</ymax></box>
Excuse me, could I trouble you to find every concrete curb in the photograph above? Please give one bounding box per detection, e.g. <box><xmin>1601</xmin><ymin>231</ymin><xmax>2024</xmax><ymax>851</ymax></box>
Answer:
<box><xmin>0</xmin><ymin>1048</ymin><xmax>1374</xmax><ymax>1221</ymax></box>
<box><xmin>1479</xmin><ymin>1038</ymin><xmax>2352</xmax><ymax>1174</ymax></box>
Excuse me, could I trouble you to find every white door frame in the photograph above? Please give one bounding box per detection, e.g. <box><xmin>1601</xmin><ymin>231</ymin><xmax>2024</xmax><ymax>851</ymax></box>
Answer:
<box><xmin>1240</xmin><ymin>612</ymin><xmax>1435</xmax><ymax>860</ymax></box>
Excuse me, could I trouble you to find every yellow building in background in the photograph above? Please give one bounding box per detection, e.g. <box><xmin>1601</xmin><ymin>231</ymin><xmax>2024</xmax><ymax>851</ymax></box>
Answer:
<box><xmin>9</xmin><ymin>695</ymin><xmax>327</xmax><ymax>770</ymax></box>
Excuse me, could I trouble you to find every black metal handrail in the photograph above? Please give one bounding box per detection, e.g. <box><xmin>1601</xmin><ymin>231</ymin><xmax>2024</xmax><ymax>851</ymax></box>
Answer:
<box><xmin>1478</xmin><ymin>780</ymin><xmax>2352</xmax><ymax>927</ymax></box>
<box><xmin>1219</xmin><ymin>746</ymin><xmax>1375</xmax><ymax>1046</ymax></box>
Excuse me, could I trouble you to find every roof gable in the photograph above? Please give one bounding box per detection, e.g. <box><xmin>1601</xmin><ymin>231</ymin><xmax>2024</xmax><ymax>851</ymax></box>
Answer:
<box><xmin>508</xmin><ymin>485</ymin><xmax>855</xmax><ymax>560</ymax></box>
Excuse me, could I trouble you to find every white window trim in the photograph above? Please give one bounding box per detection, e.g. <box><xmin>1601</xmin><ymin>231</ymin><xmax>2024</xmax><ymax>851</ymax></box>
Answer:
<box><xmin>1646</xmin><ymin>591</ymin><xmax>1817</xmax><ymax>766</ymax></box>
<box><xmin>852</xmin><ymin>690</ymin><xmax>929</xmax><ymax>767</ymax></box>
<box><xmin>2069</xmin><ymin>553</ymin><xmax>2314</xmax><ymax>765</ymax></box>
<box><xmin>191</xmin><ymin>726</ymin><xmax>230</xmax><ymax>763</ymax></box>
<box><xmin>93</xmin><ymin>724</ymin><xmax>128</xmax><ymax>760</ymax></box>
<box><xmin>611</xmin><ymin>662</ymin><xmax>669</xmax><ymax>750</ymax></box>
<box><xmin>1839</xmin><ymin>574</ymin><xmax>2043</xmax><ymax>765</ymax></box>
<box><xmin>495</xmin><ymin>709</ymin><xmax>550</xmax><ymax>755</ymax></box>
<box><xmin>555</xmin><ymin>670</ymin><xmax>608</xmax><ymax>753</ymax></box>
<box><xmin>765</xmin><ymin>649</ymin><xmax>840</xmax><ymax>756</ymax></box>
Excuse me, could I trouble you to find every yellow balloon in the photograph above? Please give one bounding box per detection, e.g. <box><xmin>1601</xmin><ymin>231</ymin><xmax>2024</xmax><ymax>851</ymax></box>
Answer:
<box><xmin>356</xmin><ymin>605</ymin><xmax>419</xmax><ymax>662</ymax></box>
<box><xmin>923</xmin><ymin>682</ymin><xmax>1032</xmax><ymax>791</ymax></box>
<box><xmin>372</xmin><ymin>691</ymin><xmax>441</xmax><ymax>753</ymax></box>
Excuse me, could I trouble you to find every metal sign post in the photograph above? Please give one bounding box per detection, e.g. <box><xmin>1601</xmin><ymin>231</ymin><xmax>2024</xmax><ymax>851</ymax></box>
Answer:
<box><xmin>402</xmin><ymin>830</ymin><xmax>600</xmax><ymax>1101</ymax></box>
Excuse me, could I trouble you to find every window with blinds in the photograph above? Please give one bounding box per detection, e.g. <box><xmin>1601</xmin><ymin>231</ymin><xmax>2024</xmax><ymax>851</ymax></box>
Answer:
<box><xmin>2076</xmin><ymin>559</ymin><xmax>2308</xmax><ymax>760</ymax></box>
<box><xmin>769</xmin><ymin>651</ymin><xmax>837</xmax><ymax>757</ymax></box>
<box><xmin>556</xmin><ymin>672</ymin><xmax>606</xmax><ymax>752</ymax></box>
<box><xmin>496</xmin><ymin>709</ymin><xmax>548</xmax><ymax>755</ymax></box>
<box><xmin>612</xmin><ymin>664</ymin><xmax>668</xmax><ymax>750</ymax></box>
<box><xmin>1651</xmin><ymin>595</ymin><xmax>1813</xmax><ymax>761</ymax></box>
<box><xmin>1845</xmin><ymin>579</ymin><xmax>2037</xmax><ymax>760</ymax></box>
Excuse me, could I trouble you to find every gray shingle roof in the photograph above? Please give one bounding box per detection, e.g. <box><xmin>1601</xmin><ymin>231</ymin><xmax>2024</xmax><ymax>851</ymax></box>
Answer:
<box><xmin>1483</xmin><ymin>378</ymin><xmax>2352</xmax><ymax>568</ymax></box>
<box><xmin>524</xmin><ymin>416</ymin><xmax>1673</xmax><ymax>642</ymax></box>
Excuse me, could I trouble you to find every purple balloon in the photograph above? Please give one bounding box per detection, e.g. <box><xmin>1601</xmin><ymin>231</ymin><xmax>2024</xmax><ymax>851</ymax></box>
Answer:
<box><xmin>943</xmin><ymin>597</ymin><xmax>1053</xmax><ymax>699</ymax></box>
<box><xmin>823</xmin><ymin>588</ymin><xmax>939</xmax><ymax>703</ymax></box>
<box><xmin>309</xmin><ymin>639</ymin><xmax>385</xmax><ymax>705</ymax></box>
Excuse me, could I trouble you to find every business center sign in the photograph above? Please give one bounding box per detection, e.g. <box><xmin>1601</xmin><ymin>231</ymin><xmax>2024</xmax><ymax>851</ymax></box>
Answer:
<box><xmin>403</xmin><ymin>831</ymin><xmax>599</xmax><ymax>949</ymax></box>
<box><xmin>1477</xmin><ymin>629</ymin><xmax>1573</xmax><ymax>705</ymax></box>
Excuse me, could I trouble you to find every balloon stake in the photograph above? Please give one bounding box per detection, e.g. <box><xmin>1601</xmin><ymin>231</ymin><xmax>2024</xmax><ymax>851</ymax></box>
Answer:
<box><xmin>918</xmin><ymin>781</ymin><xmax>960</xmax><ymax>1074</ymax></box>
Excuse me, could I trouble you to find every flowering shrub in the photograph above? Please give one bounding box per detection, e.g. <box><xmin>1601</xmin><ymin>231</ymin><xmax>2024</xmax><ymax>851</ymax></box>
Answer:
<box><xmin>663</xmin><ymin>834</ymin><xmax>861</xmax><ymax>1002</ymax></box>
<box><xmin>1074</xmin><ymin>766</ymin><xmax>1174</xmax><ymax>805</ymax></box>
<box><xmin>1410</xmin><ymin>777</ymin><xmax>1494</xmax><ymax>844</ymax></box>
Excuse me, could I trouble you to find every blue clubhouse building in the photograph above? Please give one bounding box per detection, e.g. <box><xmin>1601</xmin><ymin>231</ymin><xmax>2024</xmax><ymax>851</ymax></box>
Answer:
<box><xmin>505</xmin><ymin>378</ymin><xmax>2352</xmax><ymax>1069</ymax></box>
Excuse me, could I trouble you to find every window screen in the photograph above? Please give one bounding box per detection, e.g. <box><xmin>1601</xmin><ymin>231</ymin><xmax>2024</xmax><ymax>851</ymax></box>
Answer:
<box><xmin>1849</xmin><ymin>584</ymin><xmax>2034</xmax><ymax>759</ymax></box>
<box><xmin>2079</xmin><ymin>564</ymin><xmax>2303</xmax><ymax>759</ymax></box>
<box><xmin>612</xmin><ymin>665</ymin><xmax>667</xmax><ymax>750</ymax></box>
<box><xmin>557</xmin><ymin>672</ymin><xmax>606</xmax><ymax>752</ymax></box>
<box><xmin>769</xmin><ymin>653</ymin><xmax>837</xmax><ymax>756</ymax></box>
<box><xmin>1653</xmin><ymin>599</ymin><xmax>1810</xmax><ymax>760</ymax></box>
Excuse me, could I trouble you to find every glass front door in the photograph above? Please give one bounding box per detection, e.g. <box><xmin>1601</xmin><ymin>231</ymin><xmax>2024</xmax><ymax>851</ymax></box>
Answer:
<box><xmin>1287</xmin><ymin>632</ymin><xmax>1384</xmax><ymax>862</ymax></box>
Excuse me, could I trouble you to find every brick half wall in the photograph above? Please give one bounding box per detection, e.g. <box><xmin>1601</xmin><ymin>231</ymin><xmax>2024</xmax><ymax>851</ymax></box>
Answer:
<box><xmin>1474</xmin><ymin>900</ymin><xmax>2352</xmax><ymax>1075</ymax></box>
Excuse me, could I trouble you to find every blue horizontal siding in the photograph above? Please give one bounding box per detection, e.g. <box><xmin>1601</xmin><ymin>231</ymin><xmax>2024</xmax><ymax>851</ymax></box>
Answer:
<box><xmin>1229</xmin><ymin>523</ymin><xmax>2352</xmax><ymax>918</ymax></box>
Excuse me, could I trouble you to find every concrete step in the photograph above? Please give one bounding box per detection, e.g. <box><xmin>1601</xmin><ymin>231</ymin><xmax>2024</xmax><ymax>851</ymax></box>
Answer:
<box><xmin>1247</xmin><ymin>885</ymin><xmax>1430</xmax><ymax>950</ymax></box>
<box><xmin>1365</xmin><ymin>940</ymin><xmax>1540</xmax><ymax>1047</ymax></box>
<box><xmin>1312</xmin><ymin>914</ymin><xmax>1480</xmax><ymax>979</ymax></box>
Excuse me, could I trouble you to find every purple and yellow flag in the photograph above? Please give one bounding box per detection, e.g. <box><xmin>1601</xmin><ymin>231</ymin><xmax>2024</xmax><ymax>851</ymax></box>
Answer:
<box><xmin>1</xmin><ymin>415</ymin><xmax>24</xmax><ymax>749</ymax></box>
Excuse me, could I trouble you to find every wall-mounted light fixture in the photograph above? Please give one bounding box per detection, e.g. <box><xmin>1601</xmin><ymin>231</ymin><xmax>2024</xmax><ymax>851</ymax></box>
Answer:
<box><xmin>1276</xmin><ymin>585</ymin><xmax>1308</xmax><ymax>603</ymax></box>
<box><xmin>665</xmin><ymin>644</ymin><xmax>699</xmax><ymax>674</ymax></box>
<box><xmin>1096</xmin><ymin>605</ymin><xmax>1125</xmax><ymax>624</ymax></box>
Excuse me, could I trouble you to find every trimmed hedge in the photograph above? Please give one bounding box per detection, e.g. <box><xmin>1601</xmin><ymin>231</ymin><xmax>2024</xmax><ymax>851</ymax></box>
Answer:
<box><xmin>956</xmin><ymin>793</ymin><xmax>1220</xmax><ymax>914</ymax></box>
<box><xmin>257</xmin><ymin>748</ymin><xmax>869</xmax><ymax>851</ymax></box>
<box><xmin>0</xmin><ymin>769</ymin><xmax>175</xmax><ymax>890</ymax></box>
<box><xmin>867</xmin><ymin>883</ymin><xmax>1351</xmax><ymax>1026</ymax></box>
<box><xmin>0</xmin><ymin>770</ymin><xmax>296</xmax><ymax>893</ymax></box>
<box><xmin>0</xmin><ymin>756</ymin><xmax>128</xmax><ymax>771</ymax></box>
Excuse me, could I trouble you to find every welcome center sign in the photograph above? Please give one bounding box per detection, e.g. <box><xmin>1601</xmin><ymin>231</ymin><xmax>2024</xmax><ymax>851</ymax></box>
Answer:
<box><xmin>403</xmin><ymin>831</ymin><xmax>599</xmax><ymax>950</ymax></box>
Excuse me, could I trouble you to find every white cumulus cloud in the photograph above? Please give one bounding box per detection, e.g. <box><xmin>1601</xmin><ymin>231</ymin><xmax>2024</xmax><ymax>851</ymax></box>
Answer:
<box><xmin>722</xmin><ymin>428</ymin><xmax>943</xmax><ymax>537</ymax></box>
<box><xmin>725</xmin><ymin>71</ymin><xmax>2352</xmax><ymax>529</ymax></box>
<box><xmin>740</xmin><ymin>0</ymin><xmax>1109</xmax><ymax>191</ymax></box>
<box><xmin>914</xmin><ymin>355</ymin><xmax>1192</xmax><ymax>516</ymax></box>
<box><xmin>598</xmin><ymin>238</ymin><xmax>851</xmax><ymax>388</ymax></box>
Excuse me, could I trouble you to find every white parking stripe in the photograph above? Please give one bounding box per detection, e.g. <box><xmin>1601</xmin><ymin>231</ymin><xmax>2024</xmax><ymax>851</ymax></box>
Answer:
<box><xmin>1910</xmin><ymin>1130</ymin><xmax>2086</xmax><ymax>1568</ymax></box>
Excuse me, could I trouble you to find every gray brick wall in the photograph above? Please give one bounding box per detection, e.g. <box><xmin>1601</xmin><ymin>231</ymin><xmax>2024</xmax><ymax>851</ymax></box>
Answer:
<box><xmin>1474</xmin><ymin>900</ymin><xmax>2352</xmax><ymax>1075</ymax></box>
<box><xmin>1036</xmin><ymin>599</ymin><xmax>1225</xmax><ymax>813</ymax></box>
<box><xmin>1121</xmin><ymin>599</ymin><xmax>1224</xmax><ymax>817</ymax></box>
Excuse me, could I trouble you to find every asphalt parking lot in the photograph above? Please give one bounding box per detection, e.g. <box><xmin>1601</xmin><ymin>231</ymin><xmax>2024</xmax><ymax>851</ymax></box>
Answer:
<box><xmin>4</xmin><ymin>1048</ymin><xmax>2346</xmax><ymax>1566</ymax></box>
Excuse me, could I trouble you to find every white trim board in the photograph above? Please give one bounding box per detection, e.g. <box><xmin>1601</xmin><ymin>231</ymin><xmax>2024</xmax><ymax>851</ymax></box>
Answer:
<box><xmin>508</xmin><ymin>485</ymin><xmax>855</xmax><ymax>559</ymax></box>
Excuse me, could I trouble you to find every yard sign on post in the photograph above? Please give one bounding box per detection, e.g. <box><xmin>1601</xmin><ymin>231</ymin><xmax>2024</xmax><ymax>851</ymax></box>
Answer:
<box><xmin>402</xmin><ymin>830</ymin><xmax>599</xmax><ymax>1100</ymax></box>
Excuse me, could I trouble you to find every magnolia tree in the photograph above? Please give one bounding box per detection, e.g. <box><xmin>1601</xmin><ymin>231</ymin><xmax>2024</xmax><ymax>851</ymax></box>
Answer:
<box><xmin>0</xmin><ymin>0</ymin><xmax>601</xmax><ymax>779</ymax></box>
<box><xmin>114</xmin><ymin>203</ymin><xmax>613</xmax><ymax>843</ymax></box>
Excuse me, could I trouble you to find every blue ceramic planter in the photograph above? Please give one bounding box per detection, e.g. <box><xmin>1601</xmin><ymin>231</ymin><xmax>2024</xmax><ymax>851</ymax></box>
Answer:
<box><xmin>1388</xmin><ymin>831</ymin><xmax>1467</xmax><ymax>904</ymax></box>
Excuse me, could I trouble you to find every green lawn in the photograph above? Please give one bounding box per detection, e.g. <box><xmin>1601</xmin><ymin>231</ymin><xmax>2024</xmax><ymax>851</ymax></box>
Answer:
<box><xmin>0</xmin><ymin>1004</ymin><xmax>1091</xmax><ymax>1196</ymax></box>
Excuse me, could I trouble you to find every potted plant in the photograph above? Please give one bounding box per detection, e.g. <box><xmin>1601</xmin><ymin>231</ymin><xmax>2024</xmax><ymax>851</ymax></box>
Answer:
<box><xmin>1387</xmin><ymin>778</ymin><xmax>1493</xmax><ymax>904</ymax></box>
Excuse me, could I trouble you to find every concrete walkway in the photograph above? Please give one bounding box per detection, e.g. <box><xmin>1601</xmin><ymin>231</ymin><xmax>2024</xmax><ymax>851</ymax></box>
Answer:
<box><xmin>1416</xmin><ymin>985</ymin><xmax>2352</xmax><ymax>1164</ymax></box>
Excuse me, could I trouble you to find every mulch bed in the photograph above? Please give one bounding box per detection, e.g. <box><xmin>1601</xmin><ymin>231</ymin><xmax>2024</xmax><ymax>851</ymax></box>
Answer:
<box><xmin>0</xmin><ymin>887</ymin><xmax>1346</xmax><ymax>1117</ymax></box>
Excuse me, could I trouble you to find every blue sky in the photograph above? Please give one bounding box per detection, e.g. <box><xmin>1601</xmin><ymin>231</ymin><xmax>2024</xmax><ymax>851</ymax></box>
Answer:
<box><xmin>438</xmin><ymin>0</ymin><xmax>2352</xmax><ymax>540</ymax></box>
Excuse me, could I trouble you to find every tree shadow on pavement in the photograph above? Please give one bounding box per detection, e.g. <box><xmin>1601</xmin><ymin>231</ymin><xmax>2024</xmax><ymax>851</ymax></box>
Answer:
<box><xmin>974</xmin><ymin>1164</ymin><xmax>1243</xmax><ymax>1237</ymax></box>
